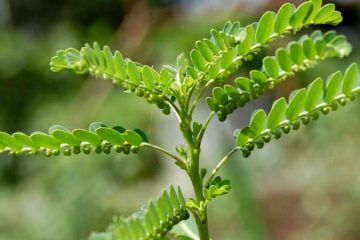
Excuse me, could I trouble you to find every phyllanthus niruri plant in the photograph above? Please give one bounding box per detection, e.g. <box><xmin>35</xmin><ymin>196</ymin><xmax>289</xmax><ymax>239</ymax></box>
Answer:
<box><xmin>0</xmin><ymin>0</ymin><xmax>358</xmax><ymax>239</ymax></box>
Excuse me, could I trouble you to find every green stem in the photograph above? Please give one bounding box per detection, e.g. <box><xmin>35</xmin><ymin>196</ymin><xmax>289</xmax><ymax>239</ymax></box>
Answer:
<box><xmin>179</xmin><ymin>113</ymin><xmax>210</xmax><ymax>240</ymax></box>
<box><xmin>206</xmin><ymin>147</ymin><xmax>240</xmax><ymax>185</ymax></box>
<box><xmin>196</xmin><ymin>111</ymin><xmax>215</xmax><ymax>148</ymax></box>
<box><xmin>140</xmin><ymin>142</ymin><xmax>186</xmax><ymax>167</ymax></box>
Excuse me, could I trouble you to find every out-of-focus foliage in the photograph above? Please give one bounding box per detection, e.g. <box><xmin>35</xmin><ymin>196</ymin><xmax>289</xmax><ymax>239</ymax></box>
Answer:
<box><xmin>1</xmin><ymin>0</ymin><xmax>360</xmax><ymax>240</ymax></box>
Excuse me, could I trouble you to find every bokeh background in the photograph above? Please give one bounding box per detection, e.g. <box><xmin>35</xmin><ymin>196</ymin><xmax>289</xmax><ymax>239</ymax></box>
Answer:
<box><xmin>0</xmin><ymin>0</ymin><xmax>360</xmax><ymax>239</ymax></box>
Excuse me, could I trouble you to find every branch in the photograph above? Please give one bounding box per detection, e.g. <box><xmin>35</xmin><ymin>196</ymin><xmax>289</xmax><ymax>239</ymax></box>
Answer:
<box><xmin>140</xmin><ymin>142</ymin><xmax>186</xmax><ymax>166</ymax></box>
<box><xmin>196</xmin><ymin>111</ymin><xmax>215</xmax><ymax>148</ymax></box>
<box><xmin>189</xmin><ymin>80</ymin><xmax>214</xmax><ymax>116</ymax></box>
<box><xmin>206</xmin><ymin>147</ymin><xmax>240</xmax><ymax>185</ymax></box>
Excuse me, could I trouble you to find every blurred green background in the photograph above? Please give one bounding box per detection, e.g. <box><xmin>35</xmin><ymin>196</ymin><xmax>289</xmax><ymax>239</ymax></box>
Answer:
<box><xmin>0</xmin><ymin>0</ymin><xmax>360</xmax><ymax>239</ymax></box>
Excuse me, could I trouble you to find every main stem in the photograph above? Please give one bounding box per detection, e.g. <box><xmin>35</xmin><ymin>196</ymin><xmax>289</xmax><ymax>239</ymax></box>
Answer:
<box><xmin>180</xmin><ymin>113</ymin><xmax>210</xmax><ymax>240</ymax></box>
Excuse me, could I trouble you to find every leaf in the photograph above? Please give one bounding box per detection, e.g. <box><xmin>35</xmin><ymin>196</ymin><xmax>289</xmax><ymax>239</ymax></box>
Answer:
<box><xmin>0</xmin><ymin>132</ymin><xmax>22</xmax><ymax>151</ymax></box>
<box><xmin>289</xmin><ymin>2</ymin><xmax>313</xmax><ymax>29</ymax></box>
<box><xmin>204</xmin><ymin>176</ymin><xmax>231</xmax><ymax>200</ymax></box>
<box><xmin>256</xmin><ymin>11</ymin><xmax>275</xmax><ymax>44</ymax></box>
<box><xmin>249</xmin><ymin>110</ymin><xmax>267</xmax><ymax>137</ymax></box>
<box><xmin>303</xmin><ymin>38</ymin><xmax>317</xmax><ymax>60</ymax></box>
<box><xmin>12</xmin><ymin>132</ymin><xmax>39</xmax><ymax>150</ymax></box>
<box><xmin>235</xmin><ymin>77</ymin><xmax>251</xmax><ymax>91</ymax></box>
<box><xmin>212</xmin><ymin>87</ymin><xmax>228</xmax><ymax>105</ymax></box>
<box><xmin>103</xmin><ymin>46</ymin><xmax>115</xmax><ymax>76</ymax></box>
<box><xmin>127</xmin><ymin>60</ymin><xmax>142</xmax><ymax>86</ymax></box>
<box><xmin>123</xmin><ymin>130</ymin><xmax>143</xmax><ymax>147</ymax></box>
<box><xmin>289</xmin><ymin>42</ymin><xmax>305</xmax><ymax>65</ymax></box>
<box><xmin>220</xmin><ymin>48</ymin><xmax>235</xmax><ymax>69</ymax></box>
<box><xmin>263</xmin><ymin>57</ymin><xmax>280</xmax><ymax>78</ymax></box>
<box><xmin>190</xmin><ymin>49</ymin><xmax>207</xmax><ymax>71</ymax></box>
<box><xmin>49</xmin><ymin>125</ymin><xmax>81</xmax><ymax>146</ymax></box>
<box><xmin>142</xmin><ymin>66</ymin><xmax>157</xmax><ymax>90</ymax></box>
<box><xmin>238</xmin><ymin>25</ymin><xmax>254</xmax><ymax>56</ymax></box>
<box><xmin>211</xmin><ymin>29</ymin><xmax>226</xmax><ymax>50</ymax></box>
<box><xmin>324</xmin><ymin>71</ymin><xmax>342</xmax><ymax>103</ymax></box>
<box><xmin>89</xmin><ymin>122</ymin><xmax>106</xmax><ymax>133</ymax></box>
<box><xmin>96</xmin><ymin>127</ymin><xmax>125</xmax><ymax>145</ymax></box>
<box><xmin>206</xmin><ymin>98</ymin><xmax>219</xmax><ymax>112</ymax></box>
<box><xmin>113</xmin><ymin>51</ymin><xmax>127</xmax><ymax>80</ymax></box>
<box><xmin>305</xmin><ymin>0</ymin><xmax>323</xmax><ymax>24</ymax></box>
<box><xmin>274</xmin><ymin>3</ymin><xmax>295</xmax><ymax>34</ymax></box>
<box><xmin>305</xmin><ymin>78</ymin><xmax>323</xmax><ymax>111</ymax></box>
<box><xmin>235</xmin><ymin>129</ymin><xmax>249</xmax><ymax>146</ymax></box>
<box><xmin>314</xmin><ymin>4</ymin><xmax>336</xmax><ymax>24</ymax></box>
<box><xmin>250</xmin><ymin>70</ymin><xmax>267</xmax><ymax>84</ymax></box>
<box><xmin>133</xmin><ymin>129</ymin><xmax>149</xmax><ymax>143</ymax></box>
<box><xmin>276</xmin><ymin>49</ymin><xmax>292</xmax><ymax>72</ymax></box>
<box><xmin>195</xmin><ymin>40</ymin><xmax>214</xmax><ymax>62</ymax></box>
<box><xmin>109</xmin><ymin>186</ymin><xmax>189</xmax><ymax>240</ymax></box>
<box><xmin>72</xmin><ymin>129</ymin><xmax>102</xmax><ymax>145</ymax></box>
<box><xmin>30</xmin><ymin>132</ymin><xmax>60</xmax><ymax>149</ymax></box>
<box><xmin>267</xmin><ymin>98</ymin><xmax>287</xmax><ymax>129</ymax></box>
<box><xmin>342</xmin><ymin>63</ymin><xmax>359</xmax><ymax>96</ymax></box>
<box><xmin>286</xmin><ymin>89</ymin><xmax>307</xmax><ymax>121</ymax></box>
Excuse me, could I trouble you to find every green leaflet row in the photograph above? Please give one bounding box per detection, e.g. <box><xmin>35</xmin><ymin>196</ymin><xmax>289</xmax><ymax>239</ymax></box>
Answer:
<box><xmin>206</xmin><ymin>30</ymin><xmax>352</xmax><ymax>121</ymax></box>
<box><xmin>50</xmin><ymin>43</ymin><xmax>175</xmax><ymax>115</ymax></box>
<box><xmin>0</xmin><ymin>122</ymin><xmax>148</xmax><ymax>157</ymax></box>
<box><xmin>90</xmin><ymin>186</ymin><xmax>189</xmax><ymax>240</ymax></box>
<box><xmin>234</xmin><ymin>63</ymin><xmax>360</xmax><ymax>158</ymax></box>
<box><xmin>188</xmin><ymin>0</ymin><xmax>342</xmax><ymax>85</ymax></box>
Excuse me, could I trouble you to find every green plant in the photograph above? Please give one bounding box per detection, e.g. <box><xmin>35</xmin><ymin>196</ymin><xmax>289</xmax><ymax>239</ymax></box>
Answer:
<box><xmin>0</xmin><ymin>0</ymin><xmax>358</xmax><ymax>239</ymax></box>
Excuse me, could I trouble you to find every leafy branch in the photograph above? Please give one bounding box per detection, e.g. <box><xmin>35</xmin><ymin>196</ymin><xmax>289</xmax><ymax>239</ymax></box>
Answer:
<box><xmin>208</xmin><ymin>63</ymin><xmax>360</xmax><ymax>182</ymax></box>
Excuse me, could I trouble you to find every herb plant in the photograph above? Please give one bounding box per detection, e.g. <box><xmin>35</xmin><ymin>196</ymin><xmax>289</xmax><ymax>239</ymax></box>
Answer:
<box><xmin>0</xmin><ymin>0</ymin><xmax>358</xmax><ymax>239</ymax></box>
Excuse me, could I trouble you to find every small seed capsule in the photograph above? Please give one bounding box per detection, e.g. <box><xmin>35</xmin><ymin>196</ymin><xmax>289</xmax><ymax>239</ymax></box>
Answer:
<box><xmin>246</xmin><ymin>142</ymin><xmax>255</xmax><ymax>151</ymax></box>
<box><xmin>94</xmin><ymin>145</ymin><xmax>102</xmax><ymax>153</ymax></box>
<box><xmin>131</xmin><ymin>146</ymin><xmax>140</xmax><ymax>153</ymax></box>
<box><xmin>52</xmin><ymin>149</ymin><xmax>60</xmax><ymax>156</ymax></box>
<box><xmin>73</xmin><ymin>146</ymin><xmax>81</xmax><ymax>154</ymax></box>
<box><xmin>123</xmin><ymin>145</ymin><xmax>131</xmax><ymax>154</ymax></box>
<box><xmin>301</xmin><ymin>116</ymin><xmax>310</xmax><ymax>125</ymax></box>
<box><xmin>114</xmin><ymin>145</ymin><xmax>123</xmax><ymax>153</ymax></box>
<box><xmin>338</xmin><ymin>98</ymin><xmax>347</xmax><ymax>106</ymax></box>
<box><xmin>162</xmin><ymin>106</ymin><xmax>171</xmax><ymax>115</ymax></box>
<box><xmin>45</xmin><ymin>149</ymin><xmax>52</xmax><ymax>157</ymax></box>
<box><xmin>321</xmin><ymin>106</ymin><xmax>330</xmax><ymax>115</ymax></box>
<box><xmin>82</xmin><ymin>145</ymin><xmax>91</xmax><ymax>155</ymax></box>
<box><xmin>144</xmin><ymin>91</ymin><xmax>150</xmax><ymax>98</ymax></box>
<box><xmin>255</xmin><ymin>139</ymin><xmax>264</xmax><ymax>149</ymax></box>
<box><xmin>148</xmin><ymin>93</ymin><xmax>158</xmax><ymax>103</ymax></box>
<box><xmin>241</xmin><ymin>148</ymin><xmax>251</xmax><ymax>158</ymax></box>
<box><xmin>156</xmin><ymin>100</ymin><xmax>166</xmax><ymax>109</ymax></box>
<box><xmin>102</xmin><ymin>145</ymin><xmax>112</xmax><ymax>154</ymax></box>
<box><xmin>262</xmin><ymin>134</ymin><xmax>271</xmax><ymax>143</ymax></box>
<box><xmin>63</xmin><ymin>148</ymin><xmax>72</xmax><ymax>156</ymax></box>
<box><xmin>225</xmin><ymin>102</ymin><xmax>235</xmax><ymax>114</ymax></box>
<box><xmin>135</xmin><ymin>88</ymin><xmax>144</xmax><ymax>97</ymax></box>
<box><xmin>218</xmin><ymin>114</ymin><xmax>227</xmax><ymax>122</ymax></box>
<box><xmin>311</xmin><ymin>111</ymin><xmax>320</xmax><ymax>120</ymax></box>
<box><xmin>129</xmin><ymin>85</ymin><xmax>136</xmax><ymax>92</ymax></box>
<box><xmin>292</xmin><ymin>121</ymin><xmax>300</xmax><ymax>130</ymax></box>
<box><xmin>272</xmin><ymin>130</ymin><xmax>281</xmax><ymax>139</ymax></box>
<box><xmin>281</xmin><ymin>125</ymin><xmax>291</xmax><ymax>134</ymax></box>
<box><xmin>330</xmin><ymin>102</ymin><xmax>338</xmax><ymax>111</ymax></box>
